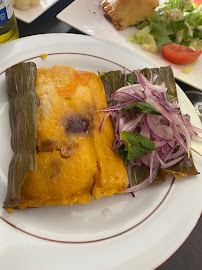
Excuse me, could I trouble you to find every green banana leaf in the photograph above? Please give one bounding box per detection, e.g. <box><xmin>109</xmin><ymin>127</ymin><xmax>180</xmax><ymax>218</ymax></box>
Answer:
<box><xmin>4</xmin><ymin>62</ymin><xmax>39</xmax><ymax>209</ymax></box>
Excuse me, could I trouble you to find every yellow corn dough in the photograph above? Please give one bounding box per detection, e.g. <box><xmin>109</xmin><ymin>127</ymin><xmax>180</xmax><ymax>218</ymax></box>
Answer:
<box><xmin>17</xmin><ymin>65</ymin><xmax>128</xmax><ymax>209</ymax></box>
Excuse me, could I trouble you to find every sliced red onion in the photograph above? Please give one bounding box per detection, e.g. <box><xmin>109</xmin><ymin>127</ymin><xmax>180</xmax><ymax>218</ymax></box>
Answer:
<box><xmin>155</xmin><ymin>84</ymin><xmax>167</xmax><ymax>93</ymax></box>
<box><xmin>149</xmin><ymin>151</ymin><xmax>155</xmax><ymax>183</ymax></box>
<box><xmin>162</xmin><ymin>143</ymin><xmax>172</xmax><ymax>154</ymax></box>
<box><xmin>161</xmin><ymin>154</ymin><xmax>185</xmax><ymax>168</ymax></box>
<box><xmin>168</xmin><ymin>140</ymin><xmax>176</xmax><ymax>148</ymax></box>
<box><xmin>122</xmin><ymin>113</ymin><xmax>144</xmax><ymax>132</ymax></box>
<box><xmin>182</xmin><ymin>113</ymin><xmax>191</xmax><ymax>125</ymax></box>
<box><xmin>98</xmin><ymin>100</ymin><xmax>136</xmax><ymax>112</ymax></box>
<box><xmin>172</xmin><ymin>113</ymin><xmax>191</xmax><ymax>157</ymax></box>
<box><xmin>164</xmin><ymin>125</ymin><xmax>173</xmax><ymax>138</ymax></box>
<box><xmin>99</xmin><ymin>112</ymin><xmax>111</xmax><ymax>131</ymax></box>
<box><xmin>161</xmin><ymin>144</ymin><xmax>176</xmax><ymax>162</ymax></box>
<box><xmin>146</xmin><ymin>114</ymin><xmax>171</xmax><ymax>141</ymax></box>
<box><xmin>131</xmin><ymin>85</ymin><xmax>145</xmax><ymax>99</ymax></box>
<box><xmin>190</xmin><ymin>147</ymin><xmax>202</xmax><ymax>158</ymax></box>
<box><xmin>167</xmin><ymin>147</ymin><xmax>185</xmax><ymax>161</ymax></box>
<box><xmin>99</xmin><ymin>70</ymin><xmax>202</xmax><ymax>194</ymax></box>
<box><xmin>186</xmin><ymin>125</ymin><xmax>202</xmax><ymax>134</ymax></box>
<box><xmin>113</xmin><ymin>138</ymin><xmax>122</xmax><ymax>152</ymax></box>
<box><xmin>104</xmin><ymin>80</ymin><xmax>112</xmax><ymax>99</ymax></box>
<box><xmin>143</xmin><ymin>114</ymin><xmax>152</xmax><ymax>140</ymax></box>
<box><xmin>109</xmin><ymin>91</ymin><xmax>142</xmax><ymax>103</ymax></box>
<box><xmin>171</xmin><ymin>122</ymin><xmax>187</xmax><ymax>152</ymax></box>
<box><xmin>123</xmin><ymin>166</ymin><xmax>159</xmax><ymax>193</ymax></box>
<box><xmin>118</xmin><ymin>116</ymin><xmax>125</xmax><ymax>134</ymax></box>
<box><xmin>140</xmin><ymin>121</ymin><xmax>151</xmax><ymax>139</ymax></box>
<box><xmin>145</xmin><ymin>91</ymin><xmax>173</xmax><ymax>122</ymax></box>
<box><xmin>111</xmin><ymin>84</ymin><xmax>144</xmax><ymax>101</ymax></box>
<box><xmin>155</xmin><ymin>140</ymin><xmax>168</xmax><ymax>148</ymax></box>
<box><xmin>140</xmin><ymin>155</ymin><xmax>150</xmax><ymax>167</ymax></box>
<box><xmin>155</xmin><ymin>152</ymin><xmax>165</xmax><ymax>166</ymax></box>
<box><xmin>151</xmin><ymin>73</ymin><xmax>158</xmax><ymax>84</ymax></box>
<box><xmin>136</xmin><ymin>71</ymin><xmax>158</xmax><ymax>93</ymax></box>
<box><xmin>114</xmin><ymin>113</ymin><xmax>122</xmax><ymax>142</ymax></box>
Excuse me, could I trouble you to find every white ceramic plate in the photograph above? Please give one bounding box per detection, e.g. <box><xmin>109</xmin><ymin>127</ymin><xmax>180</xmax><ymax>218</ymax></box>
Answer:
<box><xmin>14</xmin><ymin>0</ymin><xmax>59</xmax><ymax>23</ymax></box>
<box><xmin>57</xmin><ymin>0</ymin><xmax>202</xmax><ymax>91</ymax></box>
<box><xmin>0</xmin><ymin>34</ymin><xmax>201</xmax><ymax>270</ymax></box>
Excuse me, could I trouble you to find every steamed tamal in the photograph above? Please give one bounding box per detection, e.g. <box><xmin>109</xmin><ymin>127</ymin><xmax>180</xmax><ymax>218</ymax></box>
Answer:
<box><xmin>4</xmin><ymin>64</ymin><xmax>128</xmax><ymax>211</ymax></box>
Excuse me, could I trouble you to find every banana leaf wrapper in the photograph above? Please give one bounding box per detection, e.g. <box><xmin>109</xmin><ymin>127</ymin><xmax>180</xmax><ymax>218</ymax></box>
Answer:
<box><xmin>99</xmin><ymin>66</ymin><xmax>199</xmax><ymax>186</ymax></box>
<box><xmin>4</xmin><ymin>62</ymin><xmax>39</xmax><ymax>210</ymax></box>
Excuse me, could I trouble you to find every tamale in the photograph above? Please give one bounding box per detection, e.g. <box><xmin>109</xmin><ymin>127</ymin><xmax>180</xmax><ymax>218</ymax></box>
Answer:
<box><xmin>4</xmin><ymin>64</ymin><xmax>128</xmax><ymax>211</ymax></box>
<box><xmin>4</xmin><ymin>62</ymin><xmax>39</xmax><ymax>211</ymax></box>
<box><xmin>100</xmin><ymin>66</ymin><xmax>199</xmax><ymax>187</ymax></box>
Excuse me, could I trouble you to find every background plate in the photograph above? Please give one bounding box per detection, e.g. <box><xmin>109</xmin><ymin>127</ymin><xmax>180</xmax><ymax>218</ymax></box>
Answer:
<box><xmin>57</xmin><ymin>0</ymin><xmax>202</xmax><ymax>91</ymax></box>
<box><xmin>14</xmin><ymin>0</ymin><xmax>59</xmax><ymax>23</ymax></box>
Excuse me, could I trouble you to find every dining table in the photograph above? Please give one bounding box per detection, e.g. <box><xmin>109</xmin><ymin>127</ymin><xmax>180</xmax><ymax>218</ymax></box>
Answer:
<box><xmin>8</xmin><ymin>0</ymin><xmax>202</xmax><ymax>269</ymax></box>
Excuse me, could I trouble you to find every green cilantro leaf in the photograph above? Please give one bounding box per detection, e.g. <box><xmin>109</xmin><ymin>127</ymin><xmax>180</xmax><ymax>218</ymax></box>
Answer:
<box><xmin>120</xmin><ymin>131</ymin><xmax>157</xmax><ymax>161</ymax></box>
<box><xmin>121</xmin><ymin>102</ymin><xmax>161</xmax><ymax>115</ymax></box>
<box><xmin>117</xmin><ymin>145</ymin><xmax>129</xmax><ymax>166</ymax></box>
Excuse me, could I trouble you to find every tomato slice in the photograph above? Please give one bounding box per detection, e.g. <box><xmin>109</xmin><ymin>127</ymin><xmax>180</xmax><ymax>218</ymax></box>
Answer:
<box><xmin>193</xmin><ymin>0</ymin><xmax>202</xmax><ymax>5</ymax></box>
<box><xmin>162</xmin><ymin>43</ymin><xmax>202</xmax><ymax>65</ymax></box>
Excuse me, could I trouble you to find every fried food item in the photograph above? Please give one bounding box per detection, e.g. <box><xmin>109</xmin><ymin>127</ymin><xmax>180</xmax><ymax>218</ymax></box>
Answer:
<box><xmin>15</xmin><ymin>0</ymin><xmax>31</xmax><ymax>11</ymax></box>
<box><xmin>100</xmin><ymin>0</ymin><xmax>159</xmax><ymax>30</ymax></box>
<box><xmin>5</xmin><ymin>65</ymin><xmax>128</xmax><ymax>211</ymax></box>
<box><xmin>13</xmin><ymin>0</ymin><xmax>40</xmax><ymax>11</ymax></box>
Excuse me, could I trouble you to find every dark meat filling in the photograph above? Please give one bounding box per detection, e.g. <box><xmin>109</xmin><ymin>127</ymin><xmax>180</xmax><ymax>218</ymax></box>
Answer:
<box><xmin>39</xmin><ymin>140</ymin><xmax>57</xmax><ymax>152</ymax></box>
<box><xmin>64</xmin><ymin>114</ymin><xmax>92</xmax><ymax>134</ymax></box>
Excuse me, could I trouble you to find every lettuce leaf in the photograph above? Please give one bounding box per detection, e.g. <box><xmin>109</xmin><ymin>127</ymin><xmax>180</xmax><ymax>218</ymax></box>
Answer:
<box><xmin>163</xmin><ymin>0</ymin><xmax>193</xmax><ymax>11</ymax></box>
<box><xmin>129</xmin><ymin>0</ymin><xmax>201</xmax><ymax>51</ymax></box>
<box><xmin>190</xmin><ymin>38</ymin><xmax>202</xmax><ymax>49</ymax></box>
<box><xmin>185</xmin><ymin>5</ymin><xmax>202</xmax><ymax>27</ymax></box>
<box><xmin>143</xmin><ymin>34</ymin><xmax>158</xmax><ymax>52</ymax></box>
<box><xmin>128</xmin><ymin>26</ymin><xmax>150</xmax><ymax>44</ymax></box>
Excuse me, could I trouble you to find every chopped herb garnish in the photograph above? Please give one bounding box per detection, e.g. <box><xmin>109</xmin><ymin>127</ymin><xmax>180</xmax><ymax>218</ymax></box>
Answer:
<box><xmin>121</xmin><ymin>101</ymin><xmax>161</xmax><ymax>115</ymax></box>
<box><xmin>120</xmin><ymin>131</ymin><xmax>157</xmax><ymax>161</ymax></box>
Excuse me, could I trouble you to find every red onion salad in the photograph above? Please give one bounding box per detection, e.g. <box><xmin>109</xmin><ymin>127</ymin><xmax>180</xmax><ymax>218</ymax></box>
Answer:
<box><xmin>99</xmin><ymin>71</ymin><xmax>202</xmax><ymax>194</ymax></box>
